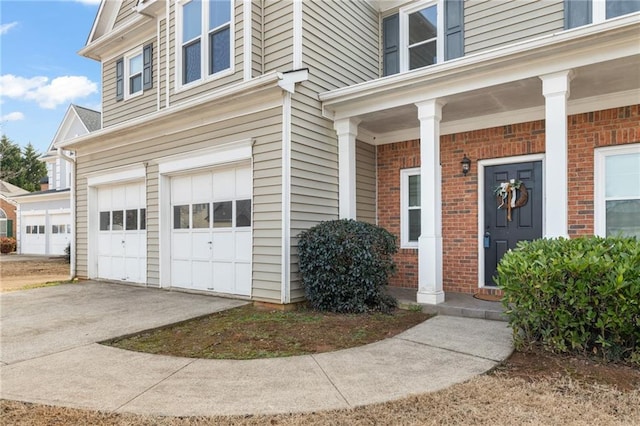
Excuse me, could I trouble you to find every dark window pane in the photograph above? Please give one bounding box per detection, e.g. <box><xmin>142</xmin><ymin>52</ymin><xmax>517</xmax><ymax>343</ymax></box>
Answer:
<box><xmin>112</xmin><ymin>211</ymin><xmax>124</xmax><ymax>230</ymax></box>
<box><xmin>130</xmin><ymin>74</ymin><xmax>142</xmax><ymax>94</ymax></box>
<box><xmin>409</xmin><ymin>41</ymin><xmax>437</xmax><ymax>69</ymax></box>
<box><xmin>210</xmin><ymin>27</ymin><xmax>230</xmax><ymax>74</ymax></box>
<box><xmin>408</xmin><ymin>174</ymin><xmax>420</xmax><ymax>207</ymax></box>
<box><xmin>213</xmin><ymin>201</ymin><xmax>232</xmax><ymax>228</ymax></box>
<box><xmin>192</xmin><ymin>203</ymin><xmax>210</xmax><ymax>228</ymax></box>
<box><xmin>174</xmin><ymin>205</ymin><xmax>190</xmax><ymax>229</ymax></box>
<box><xmin>126</xmin><ymin>209</ymin><xmax>138</xmax><ymax>230</ymax></box>
<box><xmin>100</xmin><ymin>212</ymin><xmax>111</xmax><ymax>231</ymax></box>
<box><xmin>38</xmin><ymin>225</ymin><xmax>45</xmax><ymax>234</ymax></box>
<box><xmin>140</xmin><ymin>208</ymin><xmax>146</xmax><ymax>230</ymax></box>
<box><xmin>409</xmin><ymin>6</ymin><xmax>437</xmax><ymax>45</ymax></box>
<box><xmin>606</xmin><ymin>199</ymin><xmax>640</xmax><ymax>238</ymax></box>
<box><xmin>236</xmin><ymin>199</ymin><xmax>251</xmax><ymax>227</ymax></box>
<box><xmin>183</xmin><ymin>40</ymin><xmax>201</xmax><ymax>84</ymax></box>
<box><xmin>52</xmin><ymin>225</ymin><xmax>59</xmax><ymax>234</ymax></box>
<box><xmin>209</xmin><ymin>0</ymin><xmax>231</xmax><ymax>30</ymax></box>
<box><xmin>606</xmin><ymin>0</ymin><xmax>640</xmax><ymax>18</ymax></box>
<box><xmin>409</xmin><ymin>209</ymin><xmax>421</xmax><ymax>241</ymax></box>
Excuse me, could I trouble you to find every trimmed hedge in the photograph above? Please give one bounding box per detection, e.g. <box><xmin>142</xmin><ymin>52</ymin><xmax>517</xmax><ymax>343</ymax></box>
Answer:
<box><xmin>497</xmin><ymin>236</ymin><xmax>640</xmax><ymax>365</ymax></box>
<box><xmin>298</xmin><ymin>219</ymin><xmax>398</xmax><ymax>313</ymax></box>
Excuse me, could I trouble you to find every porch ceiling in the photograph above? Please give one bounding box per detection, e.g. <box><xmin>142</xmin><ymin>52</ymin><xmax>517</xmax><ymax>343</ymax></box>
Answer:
<box><xmin>357</xmin><ymin>55</ymin><xmax>640</xmax><ymax>136</ymax></box>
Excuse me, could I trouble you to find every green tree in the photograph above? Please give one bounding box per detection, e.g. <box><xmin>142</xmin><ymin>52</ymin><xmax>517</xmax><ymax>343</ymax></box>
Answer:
<box><xmin>0</xmin><ymin>135</ymin><xmax>22</xmax><ymax>182</ymax></box>
<box><xmin>0</xmin><ymin>135</ymin><xmax>47</xmax><ymax>192</ymax></box>
<box><xmin>20</xmin><ymin>143</ymin><xmax>47</xmax><ymax>192</ymax></box>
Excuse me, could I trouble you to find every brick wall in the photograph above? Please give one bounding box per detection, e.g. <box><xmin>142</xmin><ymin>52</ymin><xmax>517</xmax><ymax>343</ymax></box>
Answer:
<box><xmin>0</xmin><ymin>198</ymin><xmax>18</xmax><ymax>238</ymax></box>
<box><xmin>377</xmin><ymin>105</ymin><xmax>639</xmax><ymax>293</ymax></box>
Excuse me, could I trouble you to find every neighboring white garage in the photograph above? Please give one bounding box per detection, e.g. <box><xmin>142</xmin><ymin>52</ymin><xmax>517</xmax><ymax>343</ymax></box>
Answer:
<box><xmin>170</xmin><ymin>164</ymin><xmax>252</xmax><ymax>296</ymax></box>
<box><xmin>15</xmin><ymin>192</ymin><xmax>71</xmax><ymax>256</ymax></box>
<box><xmin>96</xmin><ymin>182</ymin><xmax>146</xmax><ymax>283</ymax></box>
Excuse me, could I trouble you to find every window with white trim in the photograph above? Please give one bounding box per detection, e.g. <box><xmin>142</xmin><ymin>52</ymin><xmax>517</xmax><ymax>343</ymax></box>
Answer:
<box><xmin>178</xmin><ymin>0</ymin><xmax>232</xmax><ymax>86</ymax></box>
<box><xmin>400</xmin><ymin>0</ymin><xmax>443</xmax><ymax>72</ymax></box>
<box><xmin>401</xmin><ymin>168</ymin><xmax>421</xmax><ymax>248</ymax></box>
<box><xmin>0</xmin><ymin>209</ymin><xmax>7</xmax><ymax>237</ymax></box>
<box><xmin>125</xmin><ymin>49</ymin><xmax>143</xmax><ymax>97</ymax></box>
<box><xmin>565</xmin><ymin>0</ymin><xmax>640</xmax><ymax>29</ymax></box>
<box><xmin>595</xmin><ymin>145</ymin><xmax>640</xmax><ymax>238</ymax></box>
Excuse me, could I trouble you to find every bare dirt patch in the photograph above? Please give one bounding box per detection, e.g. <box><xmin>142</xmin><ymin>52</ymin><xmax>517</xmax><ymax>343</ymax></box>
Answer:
<box><xmin>105</xmin><ymin>304</ymin><xmax>431</xmax><ymax>359</ymax></box>
<box><xmin>0</xmin><ymin>258</ymin><xmax>70</xmax><ymax>292</ymax></box>
<box><xmin>2</xmin><ymin>352</ymin><xmax>638</xmax><ymax>425</ymax></box>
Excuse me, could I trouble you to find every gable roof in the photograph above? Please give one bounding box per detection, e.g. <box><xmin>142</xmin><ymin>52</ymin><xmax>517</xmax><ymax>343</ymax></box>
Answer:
<box><xmin>47</xmin><ymin>104</ymin><xmax>101</xmax><ymax>153</ymax></box>
<box><xmin>0</xmin><ymin>180</ymin><xmax>30</xmax><ymax>197</ymax></box>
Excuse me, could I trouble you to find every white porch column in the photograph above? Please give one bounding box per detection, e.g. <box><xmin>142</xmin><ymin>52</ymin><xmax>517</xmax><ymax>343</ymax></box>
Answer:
<box><xmin>334</xmin><ymin>118</ymin><xmax>360</xmax><ymax>219</ymax></box>
<box><xmin>541</xmin><ymin>70</ymin><xmax>573</xmax><ymax>238</ymax></box>
<box><xmin>416</xmin><ymin>100</ymin><xmax>445</xmax><ymax>305</ymax></box>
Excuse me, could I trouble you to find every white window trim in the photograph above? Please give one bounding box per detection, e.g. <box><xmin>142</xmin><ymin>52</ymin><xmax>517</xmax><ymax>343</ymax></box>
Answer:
<box><xmin>399</xmin><ymin>0</ymin><xmax>444</xmax><ymax>73</ymax></box>
<box><xmin>124</xmin><ymin>47</ymin><xmax>144</xmax><ymax>100</ymax></box>
<box><xmin>175</xmin><ymin>0</ymin><xmax>235</xmax><ymax>92</ymax></box>
<box><xmin>594</xmin><ymin>143</ymin><xmax>640</xmax><ymax>237</ymax></box>
<box><xmin>400</xmin><ymin>167</ymin><xmax>421</xmax><ymax>249</ymax></box>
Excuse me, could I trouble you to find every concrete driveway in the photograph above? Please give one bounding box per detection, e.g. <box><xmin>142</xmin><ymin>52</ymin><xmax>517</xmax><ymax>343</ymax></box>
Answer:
<box><xmin>0</xmin><ymin>281</ymin><xmax>246</xmax><ymax>365</ymax></box>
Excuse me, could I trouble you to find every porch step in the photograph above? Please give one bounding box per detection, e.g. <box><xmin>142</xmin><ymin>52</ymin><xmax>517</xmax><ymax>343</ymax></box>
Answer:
<box><xmin>386</xmin><ymin>287</ymin><xmax>508</xmax><ymax>322</ymax></box>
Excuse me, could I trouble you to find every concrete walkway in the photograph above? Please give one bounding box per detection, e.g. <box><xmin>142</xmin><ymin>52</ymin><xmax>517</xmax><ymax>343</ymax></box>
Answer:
<box><xmin>0</xmin><ymin>282</ymin><xmax>514</xmax><ymax>417</ymax></box>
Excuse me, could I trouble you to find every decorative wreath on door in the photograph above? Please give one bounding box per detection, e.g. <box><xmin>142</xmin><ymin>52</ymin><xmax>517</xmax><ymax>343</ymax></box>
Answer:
<box><xmin>493</xmin><ymin>180</ymin><xmax>528</xmax><ymax>221</ymax></box>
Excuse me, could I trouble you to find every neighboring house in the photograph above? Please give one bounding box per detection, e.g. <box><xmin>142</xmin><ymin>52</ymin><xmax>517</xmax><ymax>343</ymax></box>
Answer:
<box><xmin>57</xmin><ymin>0</ymin><xmax>639</xmax><ymax>305</ymax></box>
<box><xmin>12</xmin><ymin>105</ymin><xmax>101</xmax><ymax>256</ymax></box>
<box><xmin>0</xmin><ymin>180</ymin><xmax>29</xmax><ymax>240</ymax></box>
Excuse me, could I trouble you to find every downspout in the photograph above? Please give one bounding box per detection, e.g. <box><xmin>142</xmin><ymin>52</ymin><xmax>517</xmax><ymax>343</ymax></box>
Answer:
<box><xmin>57</xmin><ymin>148</ymin><xmax>76</xmax><ymax>280</ymax></box>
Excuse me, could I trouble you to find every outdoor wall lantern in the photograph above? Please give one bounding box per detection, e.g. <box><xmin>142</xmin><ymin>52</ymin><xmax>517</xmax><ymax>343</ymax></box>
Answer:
<box><xmin>461</xmin><ymin>154</ymin><xmax>471</xmax><ymax>176</ymax></box>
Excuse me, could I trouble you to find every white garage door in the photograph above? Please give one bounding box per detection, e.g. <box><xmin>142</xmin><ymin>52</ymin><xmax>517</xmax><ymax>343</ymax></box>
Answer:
<box><xmin>171</xmin><ymin>166</ymin><xmax>251</xmax><ymax>296</ymax></box>
<box><xmin>23</xmin><ymin>216</ymin><xmax>46</xmax><ymax>255</ymax></box>
<box><xmin>49</xmin><ymin>213</ymin><xmax>71</xmax><ymax>255</ymax></box>
<box><xmin>97</xmin><ymin>183</ymin><xmax>146</xmax><ymax>283</ymax></box>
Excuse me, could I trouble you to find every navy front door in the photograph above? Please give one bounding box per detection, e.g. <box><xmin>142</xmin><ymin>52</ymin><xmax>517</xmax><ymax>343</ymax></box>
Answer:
<box><xmin>484</xmin><ymin>161</ymin><xmax>542</xmax><ymax>286</ymax></box>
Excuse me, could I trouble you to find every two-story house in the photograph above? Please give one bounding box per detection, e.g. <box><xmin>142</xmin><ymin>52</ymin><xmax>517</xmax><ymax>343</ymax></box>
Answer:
<box><xmin>13</xmin><ymin>104</ymin><xmax>100</xmax><ymax>256</ymax></box>
<box><xmin>57</xmin><ymin>0</ymin><xmax>639</xmax><ymax>306</ymax></box>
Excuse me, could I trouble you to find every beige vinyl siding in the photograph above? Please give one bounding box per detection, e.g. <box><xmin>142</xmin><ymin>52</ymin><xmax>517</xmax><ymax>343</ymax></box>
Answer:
<box><xmin>75</xmin><ymin>107</ymin><xmax>284</xmax><ymax>302</ymax></box>
<box><xmin>289</xmin><ymin>83</ymin><xmax>340</xmax><ymax>302</ymax></box>
<box><xmin>114</xmin><ymin>0</ymin><xmax>138</xmax><ymax>28</ymax></box>
<box><xmin>465</xmin><ymin>0</ymin><xmax>564</xmax><ymax>55</ymax></box>
<box><xmin>252</xmin><ymin>0</ymin><xmax>263</xmax><ymax>77</ymax></box>
<box><xmin>302</xmin><ymin>0</ymin><xmax>379</xmax><ymax>91</ymax></box>
<box><xmin>263</xmin><ymin>0</ymin><xmax>293</xmax><ymax>73</ymax></box>
<box><xmin>168</xmin><ymin>1</ymin><xmax>244</xmax><ymax>105</ymax></box>
<box><xmin>356</xmin><ymin>140</ymin><xmax>376</xmax><ymax>224</ymax></box>
<box><xmin>102</xmin><ymin>38</ymin><xmax>158</xmax><ymax>128</ymax></box>
<box><xmin>159</xmin><ymin>18</ymin><xmax>167</xmax><ymax>110</ymax></box>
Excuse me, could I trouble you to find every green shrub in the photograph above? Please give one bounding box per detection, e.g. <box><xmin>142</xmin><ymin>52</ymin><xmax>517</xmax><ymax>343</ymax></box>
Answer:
<box><xmin>497</xmin><ymin>236</ymin><xmax>640</xmax><ymax>364</ymax></box>
<box><xmin>64</xmin><ymin>243</ymin><xmax>71</xmax><ymax>263</ymax></box>
<box><xmin>0</xmin><ymin>237</ymin><xmax>16</xmax><ymax>254</ymax></box>
<box><xmin>298</xmin><ymin>219</ymin><xmax>398</xmax><ymax>313</ymax></box>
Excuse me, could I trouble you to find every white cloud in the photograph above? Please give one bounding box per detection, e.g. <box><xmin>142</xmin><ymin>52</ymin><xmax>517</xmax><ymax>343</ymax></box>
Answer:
<box><xmin>0</xmin><ymin>22</ymin><xmax>18</xmax><ymax>35</ymax></box>
<box><xmin>0</xmin><ymin>112</ymin><xmax>25</xmax><ymax>122</ymax></box>
<box><xmin>0</xmin><ymin>74</ymin><xmax>98</xmax><ymax>110</ymax></box>
<box><xmin>74</xmin><ymin>0</ymin><xmax>102</xmax><ymax>5</ymax></box>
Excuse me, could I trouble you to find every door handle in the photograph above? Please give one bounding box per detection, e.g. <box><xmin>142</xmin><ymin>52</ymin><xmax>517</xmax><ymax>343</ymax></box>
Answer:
<box><xmin>484</xmin><ymin>232</ymin><xmax>491</xmax><ymax>249</ymax></box>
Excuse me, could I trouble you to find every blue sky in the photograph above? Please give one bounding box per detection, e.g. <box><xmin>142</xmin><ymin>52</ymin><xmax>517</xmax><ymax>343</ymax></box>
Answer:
<box><xmin>0</xmin><ymin>0</ymin><xmax>101</xmax><ymax>154</ymax></box>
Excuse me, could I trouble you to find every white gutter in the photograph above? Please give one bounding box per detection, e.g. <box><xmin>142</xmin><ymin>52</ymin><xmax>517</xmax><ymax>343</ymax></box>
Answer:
<box><xmin>58</xmin><ymin>148</ymin><xmax>77</xmax><ymax>281</ymax></box>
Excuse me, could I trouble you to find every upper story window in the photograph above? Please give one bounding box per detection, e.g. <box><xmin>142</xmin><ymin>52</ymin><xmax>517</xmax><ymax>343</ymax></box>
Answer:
<box><xmin>383</xmin><ymin>0</ymin><xmax>463</xmax><ymax>76</ymax></box>
<box><xmin>565</xmin><ymin>0</ymin><xmax>640</xmax><ymax>29</ymax></box>
<box><xmin>126</xmin><ymin>50</ymin><xmax>143</xmax><ymax>97</ymax></box>
<box><xmin>178</xmin><ymin>0</ymin><xmax>232</xmax><ymax>87</ymax></box>
<box><xmin>115</xmin><ymin>44</ymin><xmax>153</xmax><ymax>102</ymax></box>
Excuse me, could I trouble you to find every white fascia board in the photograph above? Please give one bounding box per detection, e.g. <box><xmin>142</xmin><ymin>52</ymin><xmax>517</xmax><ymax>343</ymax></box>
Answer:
<box><xmin>86</xmin><ymin>164</ymin><xmax>146</xmax><ymax>187</ymax></box>
<box><xmin>277</xmin><ymin>69</ymin><xmax>309</xmax><ymax>93</ymax></box>
<box><xmin>371</xmin><ymin>89</ymin><xmax>640</xmax><ymax>145</ymax></box>
<box><xmin>321</xmin><ymin>14</ymin><xmax>640</xmax><ymax>111</ymax></box>
<box><xmin>11</xmin><ymin>191</ymin><xmax>71</xmax><ymax>204</ymax></box>
<box><xmin>157</xmin><ymin>139</ymin><xmax>253</xmax><ymax>175</ymax></box>
<box><xmin>79</xmin><ymin>14</ymin><xmax>152</xmax><ymax>61</ymax></box>
<box><xmin>58</xmin><ymin>72</ymin><xmax>282</xmax><ymax>150</ymax></box>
